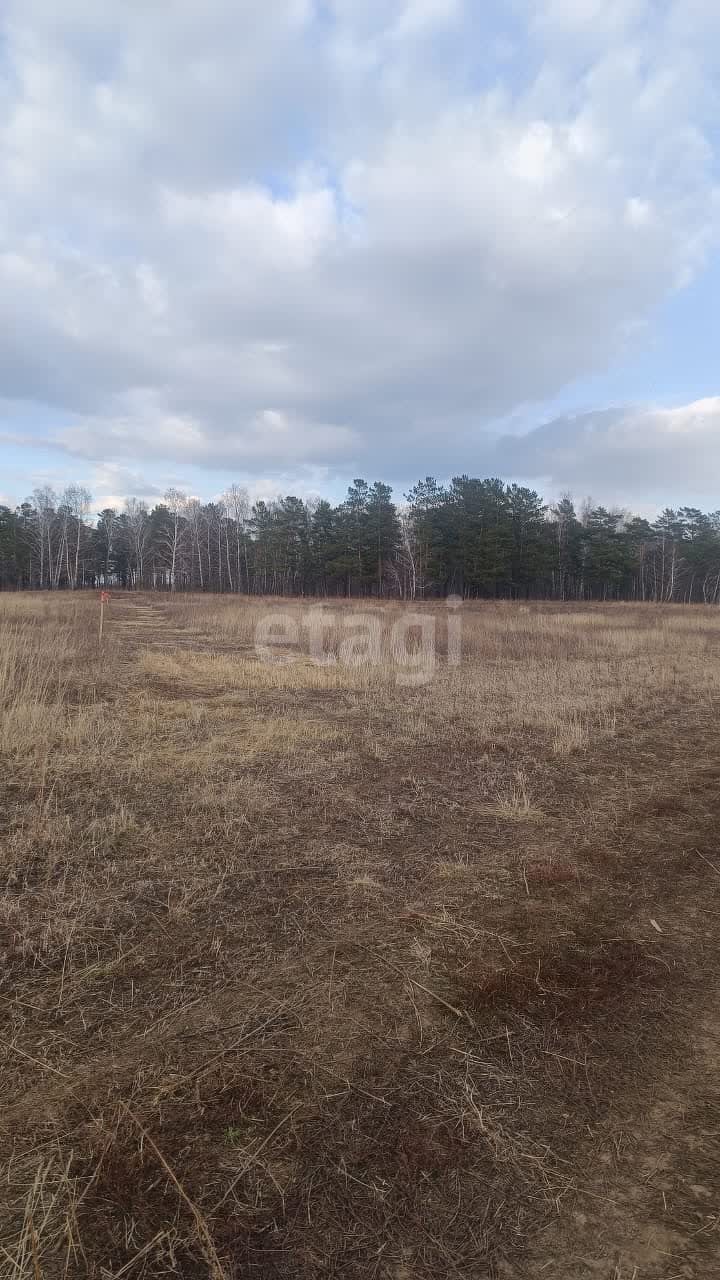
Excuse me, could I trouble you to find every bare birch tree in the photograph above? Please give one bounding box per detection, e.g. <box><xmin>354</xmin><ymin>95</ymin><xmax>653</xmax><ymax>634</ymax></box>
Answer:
<box><xmin>63</xmin><ymin>485</ymin><xmax>92</xmax><ymax>588</ymax></box>
<box><xmin>164</xmin><ymin>488</ymin><xmax>187</xmax><ymax>590</ymax></box>
<box><xmin>124</xmin><ymin>498</ymin><xmax>150</xmax><ymax>587</ymax></box>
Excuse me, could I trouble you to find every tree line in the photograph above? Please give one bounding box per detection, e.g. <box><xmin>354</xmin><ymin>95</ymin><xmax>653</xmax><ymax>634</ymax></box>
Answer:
<box><xmin>1</xmin><ymin>478</ymin><xmax>719</xmax><ymax>603</ymax></box>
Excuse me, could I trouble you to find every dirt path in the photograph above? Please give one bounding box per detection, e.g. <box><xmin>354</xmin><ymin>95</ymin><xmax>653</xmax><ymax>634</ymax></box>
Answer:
<box><xmin>516</xmin><ymin>700</ymin><xmax>720</xmax><ymax>1279</ymax></box>
<box><xmin>105</xmin><ymin>593</ymin><xmax>181</xmax><ymax>652</ymax></box>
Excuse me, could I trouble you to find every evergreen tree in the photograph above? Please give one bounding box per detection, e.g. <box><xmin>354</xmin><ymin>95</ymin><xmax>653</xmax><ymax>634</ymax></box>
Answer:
<box><xmin>3</xmin><ymin>475</ymin><xmax>720</xmax><ymax>604</ymax></box>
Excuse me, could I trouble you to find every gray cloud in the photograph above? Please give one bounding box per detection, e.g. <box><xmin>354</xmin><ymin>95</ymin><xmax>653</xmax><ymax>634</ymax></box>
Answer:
<box><xmin>1</xmin><ymin>0</ymin><xmax>719</xmax><ymax>498</ymax></box>
<box><xmin>493</xmin><ymin>398</ymin><xmax>720</xmax><ymax>505</ymax></box>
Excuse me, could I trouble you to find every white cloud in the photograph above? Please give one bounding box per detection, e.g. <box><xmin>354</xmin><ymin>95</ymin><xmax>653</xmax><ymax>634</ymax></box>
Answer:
<box><xmin>0</xmin><ymin>0</ymin><xmax>719</xmax><ymax>498</ymax></box>
<box><xmin>534</xmin><ymin>0</ymin><xmax>649</xmax><ymax>43</ymax></box>
<box><xmin>391</xmin><ymin>0</ymin><xmax>463</xmax><ymax>39</ymax></box>
<box><xmin>89</xmin><ymin>462</ymin><xmax>163</xmax><ymax>503</ymax></box>
<box><xmin>495</xmin><ymin>398</ymin><xmax>720</xmax><ymax>505</ymax></box>
<box><xmin>51</xmin><ymin>395</ymin><xmax>359</xmax><ymax>470</ymax></box>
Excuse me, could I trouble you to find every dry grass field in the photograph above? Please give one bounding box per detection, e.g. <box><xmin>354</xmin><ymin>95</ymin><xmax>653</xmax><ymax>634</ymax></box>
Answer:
<box><xmin>1</xmin><ymin>593</ymin><xmax>720</xmax><ymax>1278</ymax></box>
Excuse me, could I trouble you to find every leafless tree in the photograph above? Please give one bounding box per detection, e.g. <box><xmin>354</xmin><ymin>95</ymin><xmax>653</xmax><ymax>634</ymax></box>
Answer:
<box><xmin>223</xmin><ymin>484</ymin><xmax>251</xmax><ymax>593</ymax></box>
<box><xmin>63</xmin><ymin>485</ymin><xmax>92</xmax><ymax>588</ymax></box>
<box><xmin>395</xmin><ymin>506</ymin><xmax>418</xmax><ymax>599</ymax></box>
<box><xmin>184</xmin><ymin>498</ymin><xmax>205</xmax><ymax>590</ymax></box>
<box><xmin>124</xmin><ymin>498</ymin><xmax>150</xmax><ymax>587</ymax></box>
<box><xmin>32</xmin><ymin>486</ymin><xmax>58</xmax><ymax>589</ymax></box>
<box><xmin>164</xmin><ymin>488</ymin><xmax>187</xmax><ymax>590</ymax></box>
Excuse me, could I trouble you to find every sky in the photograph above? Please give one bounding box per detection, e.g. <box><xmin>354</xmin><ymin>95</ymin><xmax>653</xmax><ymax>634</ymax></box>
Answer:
<box><xmin>1</xmin><ymin>0</ymin><xmax>719</xmax><ymax>517</ymax></box>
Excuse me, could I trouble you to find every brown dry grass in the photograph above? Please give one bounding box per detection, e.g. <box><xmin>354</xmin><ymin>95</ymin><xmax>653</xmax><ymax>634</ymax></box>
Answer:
<box><xmin>1</xmin><ymin>592</ymin><xmax>720</xmax><ymax>1278</ymax></box>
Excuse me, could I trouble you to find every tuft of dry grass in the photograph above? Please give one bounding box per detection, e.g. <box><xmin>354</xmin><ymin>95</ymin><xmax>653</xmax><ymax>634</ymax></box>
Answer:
<box><xmin>1</xmin><ymin>591</ymin><xmax>720</xmax><ymax>1277</ymax></box>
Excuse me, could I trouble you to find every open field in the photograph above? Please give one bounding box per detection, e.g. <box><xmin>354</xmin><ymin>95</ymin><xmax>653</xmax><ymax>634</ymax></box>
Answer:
<box><xmin>1</xmin><ymin>593</ymin><xmax>720</xmax><ymax>1278</ymax></box>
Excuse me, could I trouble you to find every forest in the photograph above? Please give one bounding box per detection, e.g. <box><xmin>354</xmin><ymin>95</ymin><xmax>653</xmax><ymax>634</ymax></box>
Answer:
<box><xmin>1</xmin><ymin>476</ymin><xmax>719</xmax><ymax>602</ymax></box>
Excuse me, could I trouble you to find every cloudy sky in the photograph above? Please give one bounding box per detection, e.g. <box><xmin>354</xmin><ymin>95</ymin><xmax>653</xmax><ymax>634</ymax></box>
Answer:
<box><xmin>1</xmin><ymin>0</ymin><xmax>719</xmax><ymax>514</ymax></box>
